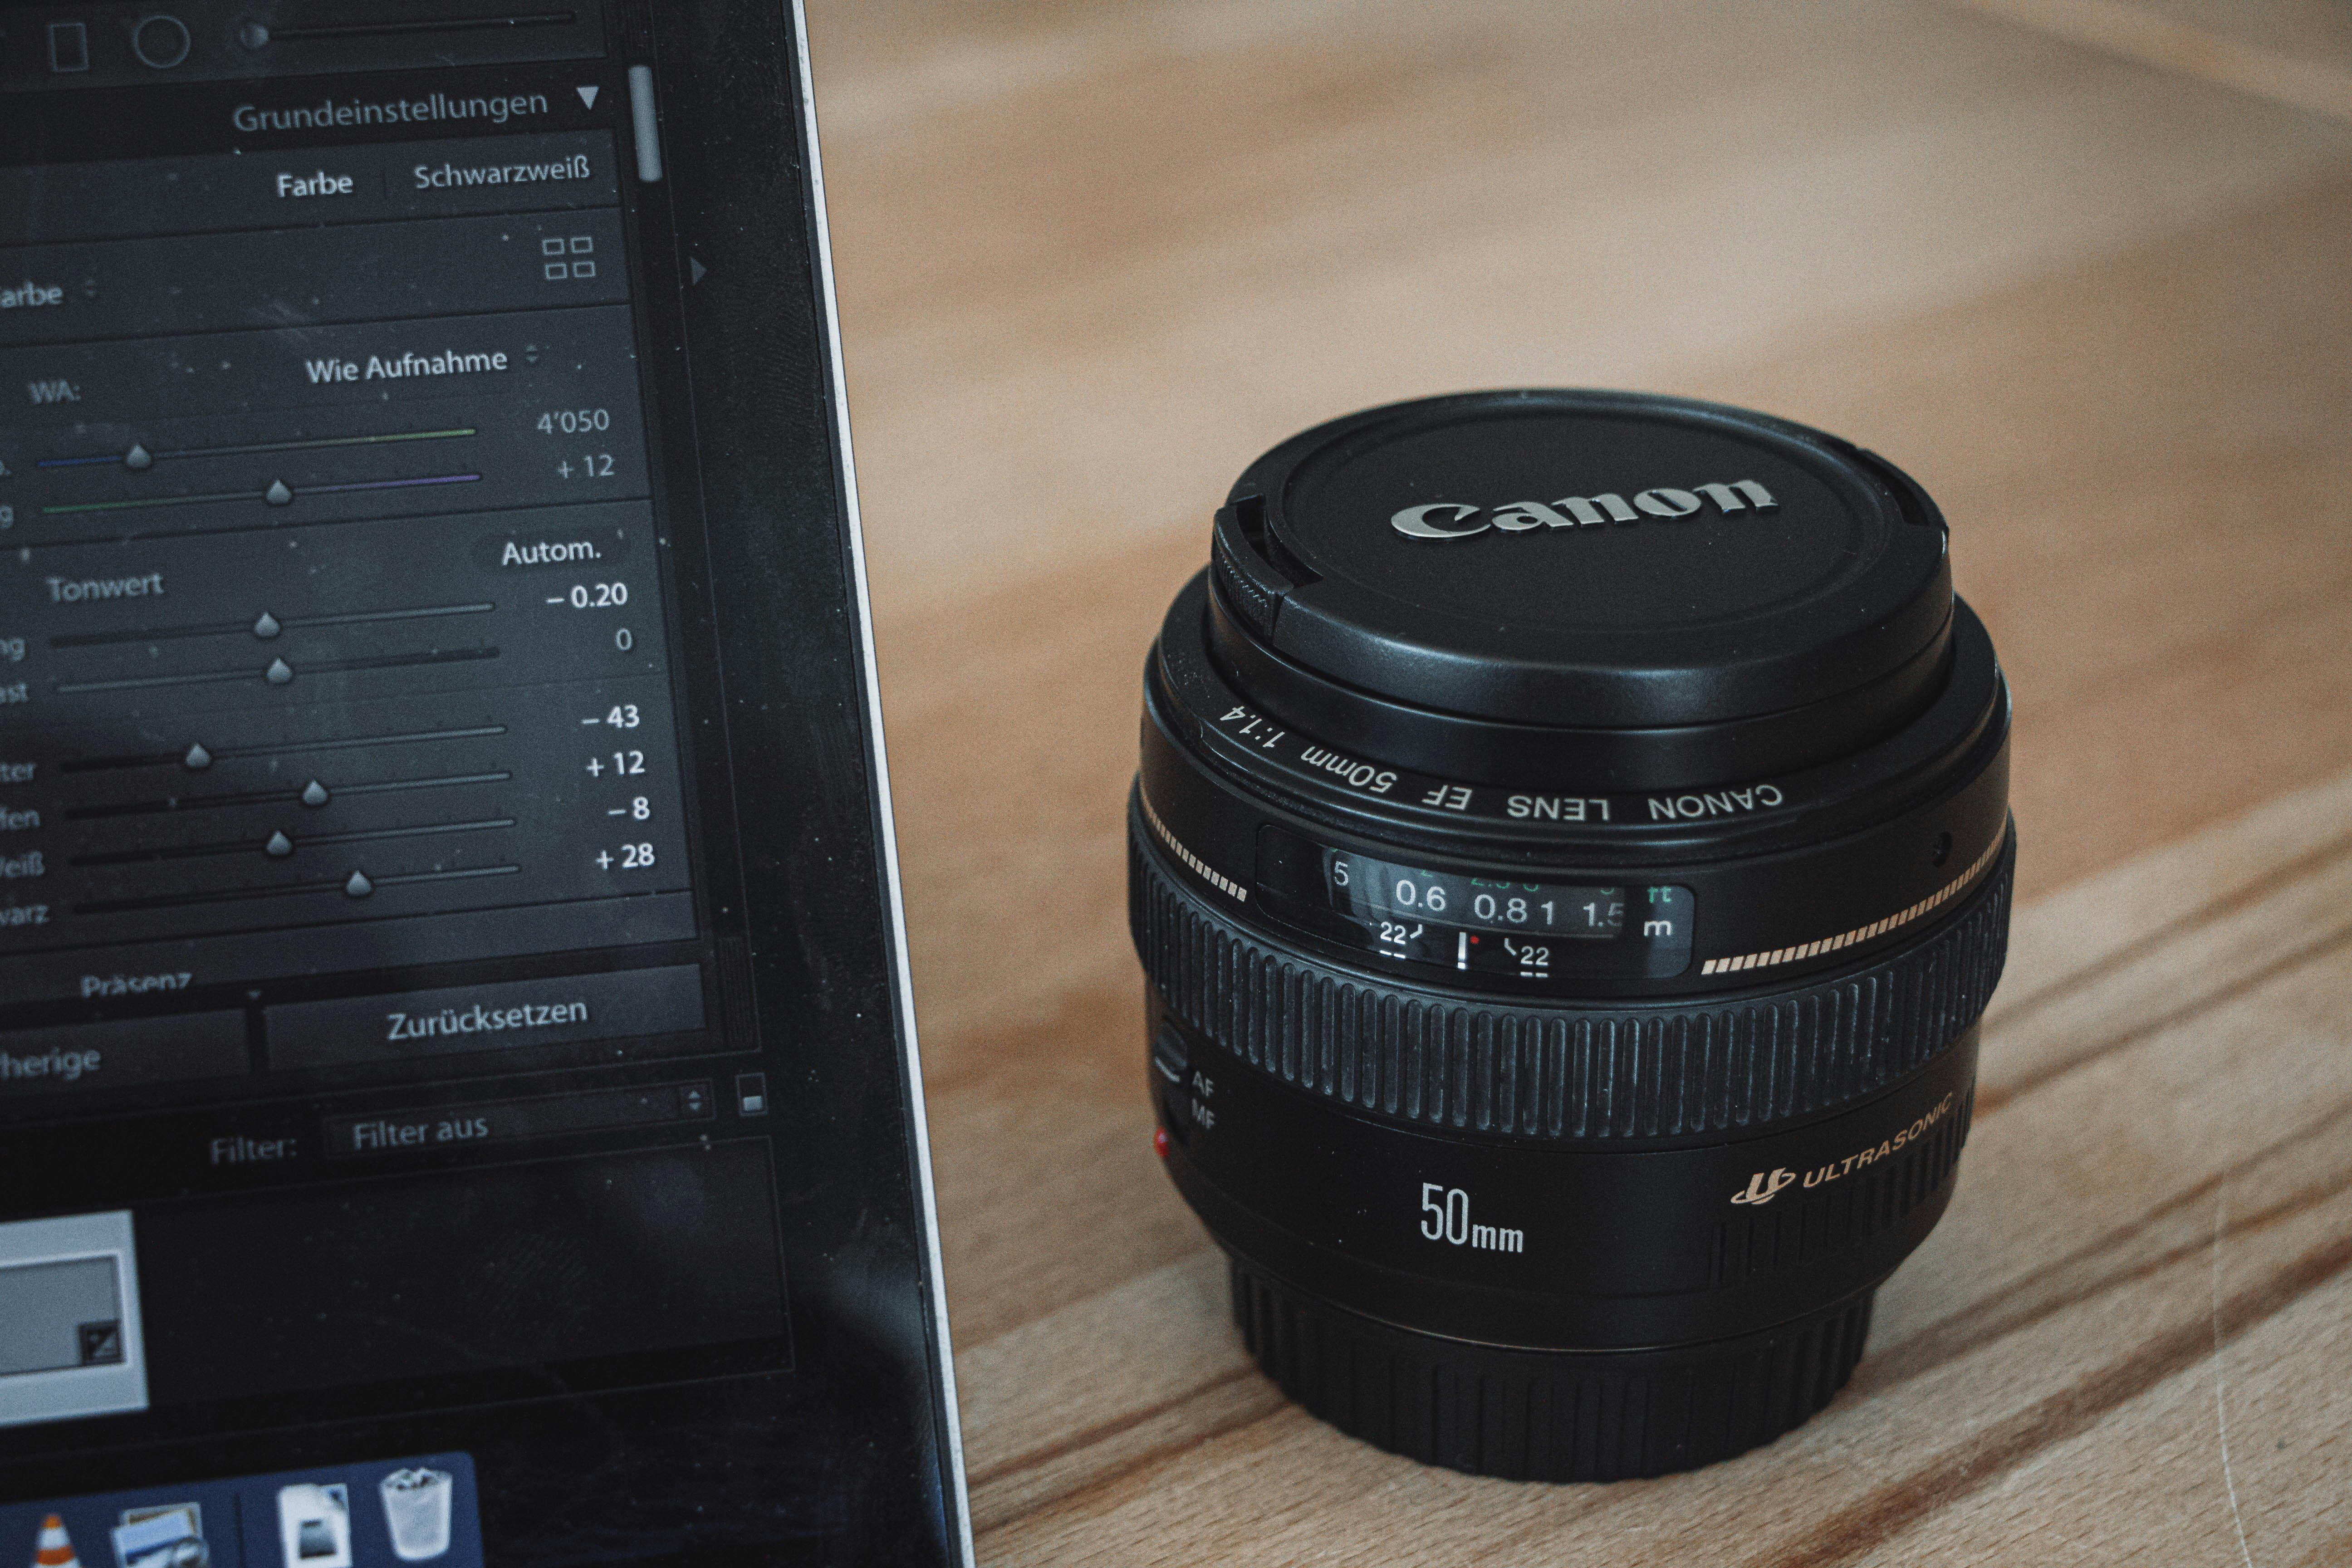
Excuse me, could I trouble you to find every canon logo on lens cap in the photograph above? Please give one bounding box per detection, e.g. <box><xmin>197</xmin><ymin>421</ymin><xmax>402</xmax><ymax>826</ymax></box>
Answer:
<box><xmin>1210</xmin><ymin>390</ymin><xmax>1951</xmax><ymax>739</ymax></box>
<box><xmin>1391</xmin><ymin>478</ymin><xmax>1779</xmax><ymax>539</ymax></box>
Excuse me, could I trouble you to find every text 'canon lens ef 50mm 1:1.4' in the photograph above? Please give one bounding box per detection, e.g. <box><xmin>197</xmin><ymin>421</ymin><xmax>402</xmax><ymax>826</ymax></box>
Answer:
<box><xmin>1130</xmin><ymin>390</ymin><xmax>2013</xmax><ymax>1481</ymax></box>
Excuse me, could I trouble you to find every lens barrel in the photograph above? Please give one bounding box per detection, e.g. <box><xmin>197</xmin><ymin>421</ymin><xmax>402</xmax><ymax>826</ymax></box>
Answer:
<box><xmin>1130</xmin><ymin>391</ymin><xmax>2012</xmax><ymax>1480</ymax></box>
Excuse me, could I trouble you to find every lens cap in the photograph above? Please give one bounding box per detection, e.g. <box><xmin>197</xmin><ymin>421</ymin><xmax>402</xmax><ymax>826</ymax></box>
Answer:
<box><xmin>1210</xmin><ymin>391</ymin><xmax>1951</xmax><ymax>732</ymax></box>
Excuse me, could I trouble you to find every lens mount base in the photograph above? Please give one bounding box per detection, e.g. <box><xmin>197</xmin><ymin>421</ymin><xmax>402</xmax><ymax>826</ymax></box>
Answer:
<box><xmin>1229</xmin><ymin>1255</ymin><xmax>1874</xmax><ymax>1481</ymax></box>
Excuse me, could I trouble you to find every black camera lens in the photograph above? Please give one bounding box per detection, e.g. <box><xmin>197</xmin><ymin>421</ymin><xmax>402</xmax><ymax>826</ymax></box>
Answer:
<box><xmin>1129</xmin><ymin>390</ymin><xmax>2012</xmax><ymax>1480</ymax></box>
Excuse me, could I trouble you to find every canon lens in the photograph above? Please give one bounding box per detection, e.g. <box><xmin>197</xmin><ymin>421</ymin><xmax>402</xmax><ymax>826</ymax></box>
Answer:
<box><xmin>1129</xmin><ymin>391</ymin><xmax>2012</xmax><ymax>1480</ymax></box>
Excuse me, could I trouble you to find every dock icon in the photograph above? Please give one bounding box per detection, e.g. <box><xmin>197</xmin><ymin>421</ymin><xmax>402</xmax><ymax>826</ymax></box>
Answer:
<box><xmin>31</xmin><ymin>1514</ymin><xmax>81</xmax><ymax>1568</ymax></box>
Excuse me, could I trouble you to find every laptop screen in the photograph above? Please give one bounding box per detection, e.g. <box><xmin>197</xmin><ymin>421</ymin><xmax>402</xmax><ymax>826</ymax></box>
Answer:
<box><xmin>0</xmin><ymin>5</ymin><xmax>968</xmax><ymax>1563</ymax></box>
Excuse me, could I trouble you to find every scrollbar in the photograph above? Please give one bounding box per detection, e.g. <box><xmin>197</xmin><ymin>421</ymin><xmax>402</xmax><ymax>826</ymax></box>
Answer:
<box><xmin>629</xmin><ymin>65</ymin><xmax>663</xmax><ymax>182</ymax></box>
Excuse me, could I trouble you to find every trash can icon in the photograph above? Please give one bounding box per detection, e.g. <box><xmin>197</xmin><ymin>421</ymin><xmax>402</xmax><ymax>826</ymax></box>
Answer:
<box><xmin>377</xmin><ymin>1469</ymin><xmax>454</xmax><ymax>1562</ymax></box>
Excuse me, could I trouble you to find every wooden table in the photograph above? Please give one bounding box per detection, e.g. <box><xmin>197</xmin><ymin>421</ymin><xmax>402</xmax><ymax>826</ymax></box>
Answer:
<box><xmin>806</xmin><ymin>1</ymin><xmax>2352</xmax><ymax>1559</ymax></box>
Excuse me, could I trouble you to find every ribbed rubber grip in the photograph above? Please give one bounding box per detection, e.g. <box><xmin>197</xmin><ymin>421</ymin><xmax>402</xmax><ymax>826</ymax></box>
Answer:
<box><xmin>1232</xmin><ymin>1257</ymin><xmax>1872</xmax><ymax>1481</ymax></box>
<box><xmin>1131</xmin><ymin>803</ymin><xmax>2012</xmax><ymax>1140</ymax></box>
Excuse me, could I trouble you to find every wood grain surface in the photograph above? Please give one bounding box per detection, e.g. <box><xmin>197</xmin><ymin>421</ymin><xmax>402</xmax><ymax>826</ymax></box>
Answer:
<box><xmin>804</xmin><ymin>1</ymin><xmax>2352</xmax><ymax>1559</ymax></box>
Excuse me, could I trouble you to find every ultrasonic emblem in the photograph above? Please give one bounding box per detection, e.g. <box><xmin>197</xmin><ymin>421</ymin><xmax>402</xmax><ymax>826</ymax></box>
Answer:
<box><xmin>1391</xmin><ymin>479</ymin><xmax>1778</xmax><ymax>539</ymax></box>
<box><xmin>1730</xmin><ymin>1168</ymin><xmax>1797</xmax><ymax>1206</ymax></box>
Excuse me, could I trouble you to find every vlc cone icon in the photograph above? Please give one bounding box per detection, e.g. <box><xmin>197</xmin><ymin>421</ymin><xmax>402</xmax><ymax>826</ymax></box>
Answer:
<box><xmin>31</xmin><ymin>1515</ymin><xmax>81</xmax><ymax>1568</ymax></box>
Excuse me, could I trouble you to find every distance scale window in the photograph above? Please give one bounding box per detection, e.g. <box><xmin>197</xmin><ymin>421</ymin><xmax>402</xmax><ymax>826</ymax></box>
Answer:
<box><xmin>1255</xmin><ymin>825</ymin><xmax>1693</xmax><ymax>980</ymax></box>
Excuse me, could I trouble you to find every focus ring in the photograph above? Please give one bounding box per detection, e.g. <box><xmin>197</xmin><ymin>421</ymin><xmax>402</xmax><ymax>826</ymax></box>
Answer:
<box><xmin>1130</xmin><ymin>798</ymin><xmax>2013</xmax><ymax>1141</ymax></box>
<box><xmin>1231</xmin><ymin>1257</ymin><xmax>1872</xmax><ymax>1481</ymax></box>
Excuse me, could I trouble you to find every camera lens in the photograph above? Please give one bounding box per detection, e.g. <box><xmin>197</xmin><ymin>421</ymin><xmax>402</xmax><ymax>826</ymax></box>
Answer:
<box><xmin>1129</xmin><ymin>390</ymin><xmax>2012</xmax><ymax>1480</ymax></box>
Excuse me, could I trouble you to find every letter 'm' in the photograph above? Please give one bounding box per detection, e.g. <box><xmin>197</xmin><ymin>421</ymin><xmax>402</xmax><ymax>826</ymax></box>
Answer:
<box><xmin>1695</xmin><ymin>479</ymin><xmax>1778</xmax><ymax>512</ymax></box>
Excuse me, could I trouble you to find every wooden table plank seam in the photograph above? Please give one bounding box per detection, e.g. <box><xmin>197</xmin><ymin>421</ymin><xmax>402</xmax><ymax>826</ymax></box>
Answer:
<box><xmin>1744</xmin><ymin>1229</ymin><xmax>2352</xmax><ymax>1568</ymax></box>
<box><xmin>1857</xmin><ymin>1093</ymin><xmax>2352</xmax><ymax>1398</ymax></box>
<box><xmin>1979</xmin><ymin>873</ymin><xmax>2352</xmax><ymax>1115</ymax></box>
<box><xmin>1948</xmin><ymin>0</ymin><xmax>2352</xmax><ymax>126</ymax></box>
<box><xmin>976</xmin><ymin>1387</ymin><xmax>1293</xmax><ymax>1546</ymax></box>
<box><xmin>1984</xmin><ymin>823</ymin><xmax>2352</xmax><ymax>1026</ymax></box>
